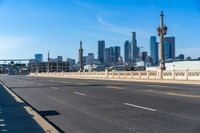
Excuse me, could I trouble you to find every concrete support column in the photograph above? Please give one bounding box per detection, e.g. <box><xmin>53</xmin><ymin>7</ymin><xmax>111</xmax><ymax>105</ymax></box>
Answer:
<box><xmin>124</xmin><ymin>71</ymin><xmax>126</xmax><ymax>79</ymax></box>
<box><xmin>131</xmin><ymin>71</ymin><xmax>133</xmax><ymax>79</ymax></box>
<box><xmin>172</xmin><ymin>70</ymin><xmax>175</xmax><ymax>80</ymax></box>
<box><xmin>185</xmin><ymin>69</ymin><xmax>188</xmax><ymax>80</ymax></box>
<box><xmin>138</xmin><ymin>71</ymin><xmax>141</xmax><ymax>79</ymax></box>
<box><xmin>105</xmin><ymin>70</ymin><xmax>108</xmax><ymax>78</ymax></box>
<box><xmin>147</xmin><ymin>71</ymin><xmax>150</xmax><ymax>79</ymax></box>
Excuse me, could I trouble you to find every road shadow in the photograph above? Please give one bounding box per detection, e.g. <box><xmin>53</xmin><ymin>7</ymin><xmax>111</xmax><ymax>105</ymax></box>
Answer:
<box><xmin>38</xmin><ymin>110</ymin><xmax>60</xmax><ymax>117</ymax></box>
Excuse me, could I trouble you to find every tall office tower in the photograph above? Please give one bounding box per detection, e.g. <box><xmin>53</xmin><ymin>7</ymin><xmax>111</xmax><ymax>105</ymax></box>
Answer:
<box><xmin>124</xmin><ymin>40</ymin><xmax>131</xmax><ymax>63</ymax></box>
<box><xmin>109</xmin><ymin>47</ymin><xmax>115</xmax><ymax>64</ymax></box>
<box><xmin>150</xmin><ymin>36</ymin><xmax>159</xmax><ymax>66</ymax></box>
<box><xmin>114</xmin><ymin>46</ymin><xmax>121</xmax><ymax>64</ymax></box>
<box><xmin>79</xmin><ymin>40</ymin><xmax>84</xmax><ymax>71</ymax></box>
<box><xmin>35</xmin><ymin>54</ymin><xmax>43</xmax><ymax>62</ymax></box>
<box><xmin>141</xmin><ymin>51</ymin><xmax>148</xmax><ymax>62</ymax></box>
<box><xmin>130</xmin><ymin>32</ymin><xmax>139</xmax><ymax>63</ymax></box>
<box><xmin>98</xmin><ymin>40</ymin><xmax>105</xmax><ymax>64</ymax></box>
<box><xmin>164</xmin><ymin>37</ymin><xmax>175</xmax><ymax>60</ymax></box>
<box><xmin>103</xmin><ymin>48</ymin><xmax>111</xmax><ymax>66</ymax></box>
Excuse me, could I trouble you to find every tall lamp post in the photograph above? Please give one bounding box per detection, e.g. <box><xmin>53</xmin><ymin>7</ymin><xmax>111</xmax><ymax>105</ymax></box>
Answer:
<box><xmin>157</xmin><ymin>11</ymin><xmax>167</xmax><ymax>70</ymax></box>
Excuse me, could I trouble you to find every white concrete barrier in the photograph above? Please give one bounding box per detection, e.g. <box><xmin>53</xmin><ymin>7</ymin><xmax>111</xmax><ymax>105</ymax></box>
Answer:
<box><xmin>31</xmin><ymin>70</ymin><xmax>200</xmax><ymax>81</ymax></box>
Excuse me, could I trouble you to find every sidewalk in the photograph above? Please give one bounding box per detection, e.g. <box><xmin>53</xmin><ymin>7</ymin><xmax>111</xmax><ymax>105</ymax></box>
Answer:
<box><xmin>0</xmin><ymin>83</ymin><xmax>58</xmax><ymax>133</ymax></box>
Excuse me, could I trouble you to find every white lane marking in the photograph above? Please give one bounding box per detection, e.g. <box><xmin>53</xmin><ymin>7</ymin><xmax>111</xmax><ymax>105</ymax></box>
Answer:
<box><xmin>0</xmin><ymin>119</ymin><xmax>4</xmax><ymax>122</ymax></box>
<box><xmin>61</xmin><ymin>81</ymin><xmax>69</xmax><ymax>83</ymax></box>
<box><xmin>38</xmin><ymin>84</ymin><xmax>42</xmax><ymax>86</ymax></box>
<box><xmin>147</xmin><ymin>90</ymin><xmax>155</xmax><ymax>92</ymax></box>
<box><xmin>74</xmin><ymin>92</ymin><xmax>86</xmax><ymax>96</ymax></box>
<box><xmin>147</xmin><ymin>85</ymin><xmax>167</xmax><ymax>88</ymax></box>
<box><xmin>106</xmin><ymin>86</ymin><xmax>124</xmax><ymax>90</ymax></box>
<box><xmin>51</xmin><ymin>87</ymin><xmax>58</xmax><ymax>90</ymax></box>
<box><xmin>0</xmin><ymin>124</ymin><xmax>6</xmax><ymax>127</ymax></box>
<box><xmin>124</xmin><ymin>103</ymin><xmax>157</xmax><ymax>112</ymax></box>
<box><xmin>50</xmin><ymin>80</ymin><xmax>55</xmax><ymax>82</ymax></box>
<box><xmin>1</xmin><ymin>129</ymin><xmax>7</xmax><ymax>132</ymax></box>
<box><xmin>76</xmin><ymin>83</ymin><xmax>87</xmax><ymax>85</ymax></box>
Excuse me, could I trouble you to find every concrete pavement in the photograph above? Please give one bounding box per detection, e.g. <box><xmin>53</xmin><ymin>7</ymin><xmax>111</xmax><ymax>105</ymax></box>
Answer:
<box><xmin>0</xmin><ymin>75</ymin><xmax>200</xmax><ymax>133</ymax></box>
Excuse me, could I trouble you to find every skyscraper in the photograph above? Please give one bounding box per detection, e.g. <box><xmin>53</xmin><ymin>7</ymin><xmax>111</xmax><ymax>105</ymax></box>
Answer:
<box><xmin>124</xmin><ymin>40</ymin><xmax>131</xmax><ymax>63</ymax></box>
<box><xmin>109</xmin><ymin>47</ymin><xmax>114</xmax><ymax>64</ymax></box>
<box><xmin>130</xmin><ymin>32</ymin><xmax>139</xmax><ymax>63</ymax></box>
<box><xmin>98</xmin><ymin>40</ymin><xmax>105</xmax><ymax>64</ymax></box>
<box><xmin>103</xmin><ymin>48</ymin><xmax>111</xmax><ymax>66</ymax></box>
<box><xmin>35</xmin><ymin>54</ymin><xmax>43</xmax><ymax>62</ymax></box>
<box><xmin>114</xmin><ymin>46</ymin><xmax>120</xmax><ymax>64</ymax></box>
<box><xmin>150</xmin><ymin>36</ymin><xmax>159</xmax><ymax>66</ymax></box>
<box><xmin>141</xmin><ymin>51</ymin><xmax>148</xmax><ymax>62</ymax></box>
<box><xmin>164</xmin><ymin>37</ymin><xmax>175</xmax><ymax>60</ymax></box>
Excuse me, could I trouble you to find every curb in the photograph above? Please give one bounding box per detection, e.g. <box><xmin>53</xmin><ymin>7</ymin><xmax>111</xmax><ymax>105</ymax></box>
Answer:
<box><xmin>0</xmin><ymin>82</ymin><xmax>60</xmax><ymax>133</ymax></box>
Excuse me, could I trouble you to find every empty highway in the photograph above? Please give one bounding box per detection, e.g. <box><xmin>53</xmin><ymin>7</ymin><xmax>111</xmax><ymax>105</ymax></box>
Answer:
<box><xmin>0</xmin><ymin>75</ymin><xmax>200</xmax><ymax>133</ymax></box>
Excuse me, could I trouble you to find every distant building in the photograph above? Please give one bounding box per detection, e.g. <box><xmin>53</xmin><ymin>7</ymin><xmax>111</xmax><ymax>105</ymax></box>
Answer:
<box><xmin>35</xmin><ymin>54</ymin><xmax>43</xmax><ymax>62</ymax></box>
<box><xmin>186</xmin><ymin>56</ymin><xmax>192</xmax><ymax>61</ymax></box>
<box><xmin>98</xmin><ymin>40</ymin><xmax>105</xmax><ymax>64</ymax></box>
<box><xmin>114</xmin><ymin>46</ymin><xmax>121</xmax><ymax>64</ymax></box>
<box><xmin>164</xmin><ymin>37</ymin><xmax>175</xmax><ymax>59</ymax></box>
<box><xmin>83</xmin><ymin>56</ymin><xmax>87</xmax><ymax>65</ymax></box>
<box><xmin>177</xmin><ymin>54</ymin><xmax>185</xmax><ymax>60</ymax></box>
<box><xmin>130</xmin><ymin>32</ymin><xmax>140</xmax><ymax>63</ymax></box>
<box><xmin>109</xmin><ymin>47</ymin><xmax>115</xmax><ymax>64</ymax></box>
<box><xmin>150</xmin><ymin>36</ymin><xmax>159</xmax><ymax>66</ymax></box>
<box><xmin>67</xmin><ymin>58</ymin><xmax>76</xmax><ymax>71</ymax></box>
<box><xmin>29</xmin><ymin>61</ymin><xmax>69</xmax><ymax>73</ymax></box>
<box><xmin>87</xmin><ymin>53</ymin><xmax>95</xmax><ymax>65</ymax></box>
<box><xmin>104</xmin><ymin>48</ymin><xmax>111</xmax><ymax>66</ymax></box>
<box><xmin>57</xmin><ymin>56</ymin><xmax>63</xmax><ymax>62</ymax></box>
<box><xmin>124</xmin><ymin>40</ymin><xmax>131</xmax><ymax>63</ymax></box>
<box><xmin>141</xmin><ymin>51</ymin><xmax>148</xmax><ymax>62</ymax></box>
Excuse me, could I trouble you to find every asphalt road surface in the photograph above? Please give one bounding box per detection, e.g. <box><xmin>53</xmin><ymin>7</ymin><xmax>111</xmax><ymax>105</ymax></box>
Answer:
<box><xmin>0</xmin><ymin>75</ymin><xmax>200</xmax><ymax>133</ymax></box>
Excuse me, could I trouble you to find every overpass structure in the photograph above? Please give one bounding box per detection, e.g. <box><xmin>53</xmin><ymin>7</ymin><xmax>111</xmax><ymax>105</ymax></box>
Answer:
<box><xmin>0</xmin><ymin>59</ymin><xmax>31</xmax><ymax>62</ymax></box>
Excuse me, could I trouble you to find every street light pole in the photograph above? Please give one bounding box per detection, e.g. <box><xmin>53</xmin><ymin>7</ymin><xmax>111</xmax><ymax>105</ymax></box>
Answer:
<box><xmin>157</xmin><ymin>11</ymin><xmax>167</xmax><ymax>70</ymax></box>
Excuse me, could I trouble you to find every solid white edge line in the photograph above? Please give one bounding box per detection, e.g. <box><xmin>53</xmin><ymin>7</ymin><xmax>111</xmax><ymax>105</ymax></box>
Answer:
<box><xmin>74</xmin><ymin>92</ymin><xmax>86</xmax><ymax>96</ymax></box>
<box><xmin>124</xmin><ymin>103</ymin><xmax>157</xmax><ymax>112</ymax></box>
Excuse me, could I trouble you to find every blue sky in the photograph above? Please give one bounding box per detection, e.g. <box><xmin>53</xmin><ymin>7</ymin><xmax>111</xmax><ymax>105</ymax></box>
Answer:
<box><xmin>0</xmin><ymin>0</ymin><xmax>199</xmax><ymax>61</ymax></box>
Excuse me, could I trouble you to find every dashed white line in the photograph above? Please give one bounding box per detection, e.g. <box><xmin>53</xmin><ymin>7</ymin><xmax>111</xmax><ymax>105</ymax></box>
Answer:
<box><xmin>0</xmin><ymin>124</ymin><xmax>6</xmax><ymax>127</ymax></box>
<box><xmin>1</xmin><ymin>129</ymin><xmax>8</xmax><ymax>132</ymax></box>
<box><xmin>38</xmin><ymin>84</ymin><xmax>42</xmax><ymax>86</ymax></box>
<box><xmin>51</xmin><ymin>87</ymin><xmax>58</xmax><ymax>90</ymax></box>
<box><xmin>147</xmin><ymin>90</ymin><xmax>155</xmax><ymax>92</ymax></box>
<box><xmin>76</xmin><ymin>83</ymin><xmax>87</xmax><ymax>85</ymax></box>
<box><xmin>124</xmin><ymin>103</ymin><xmax>157</xmax><ymax>112</ymax></box>
<box><xmin>74</xmin><ymin>92</ymin><xmax>87</xmax><ymax>96</ymax></box>
<box><xmin>106</xmin><ymin>86</ymin><xmax>124</xmax><ymax>90</ymax></box>
<box><xmin>0</xmin><ymin>119</ymin><xmax>4</xmax><ymax>122</ymax></box>
<box><xmin>147</xmin><ymin>85</ymin><xmax>167</xmax><ymax>88</ymax></box>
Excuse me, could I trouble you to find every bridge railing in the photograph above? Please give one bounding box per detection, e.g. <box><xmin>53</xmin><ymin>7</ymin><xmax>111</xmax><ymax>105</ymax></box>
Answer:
<box><xmin>29</xmin><ymin>70</ymin><xmax>200</xmax><ymax>81</ymax></box>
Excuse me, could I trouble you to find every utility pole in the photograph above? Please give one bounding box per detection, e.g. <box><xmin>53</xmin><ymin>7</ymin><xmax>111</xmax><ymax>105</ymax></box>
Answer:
<box><xmin>157</xmin><ymin>11</ymin><xmax>167</xmax><ymax>70</ymax></box>
<box><xmin>79</xmin><ymin>40</ymin><xmax>84</xmax><ymax>71</ymax></box>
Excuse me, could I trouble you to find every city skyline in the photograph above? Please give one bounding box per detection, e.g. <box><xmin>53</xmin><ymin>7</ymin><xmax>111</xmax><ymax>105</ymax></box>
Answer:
<box><xmin>0</xmin><ymin>0</ymin><xmax>199</xmax><ymax>60</ymax></box>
